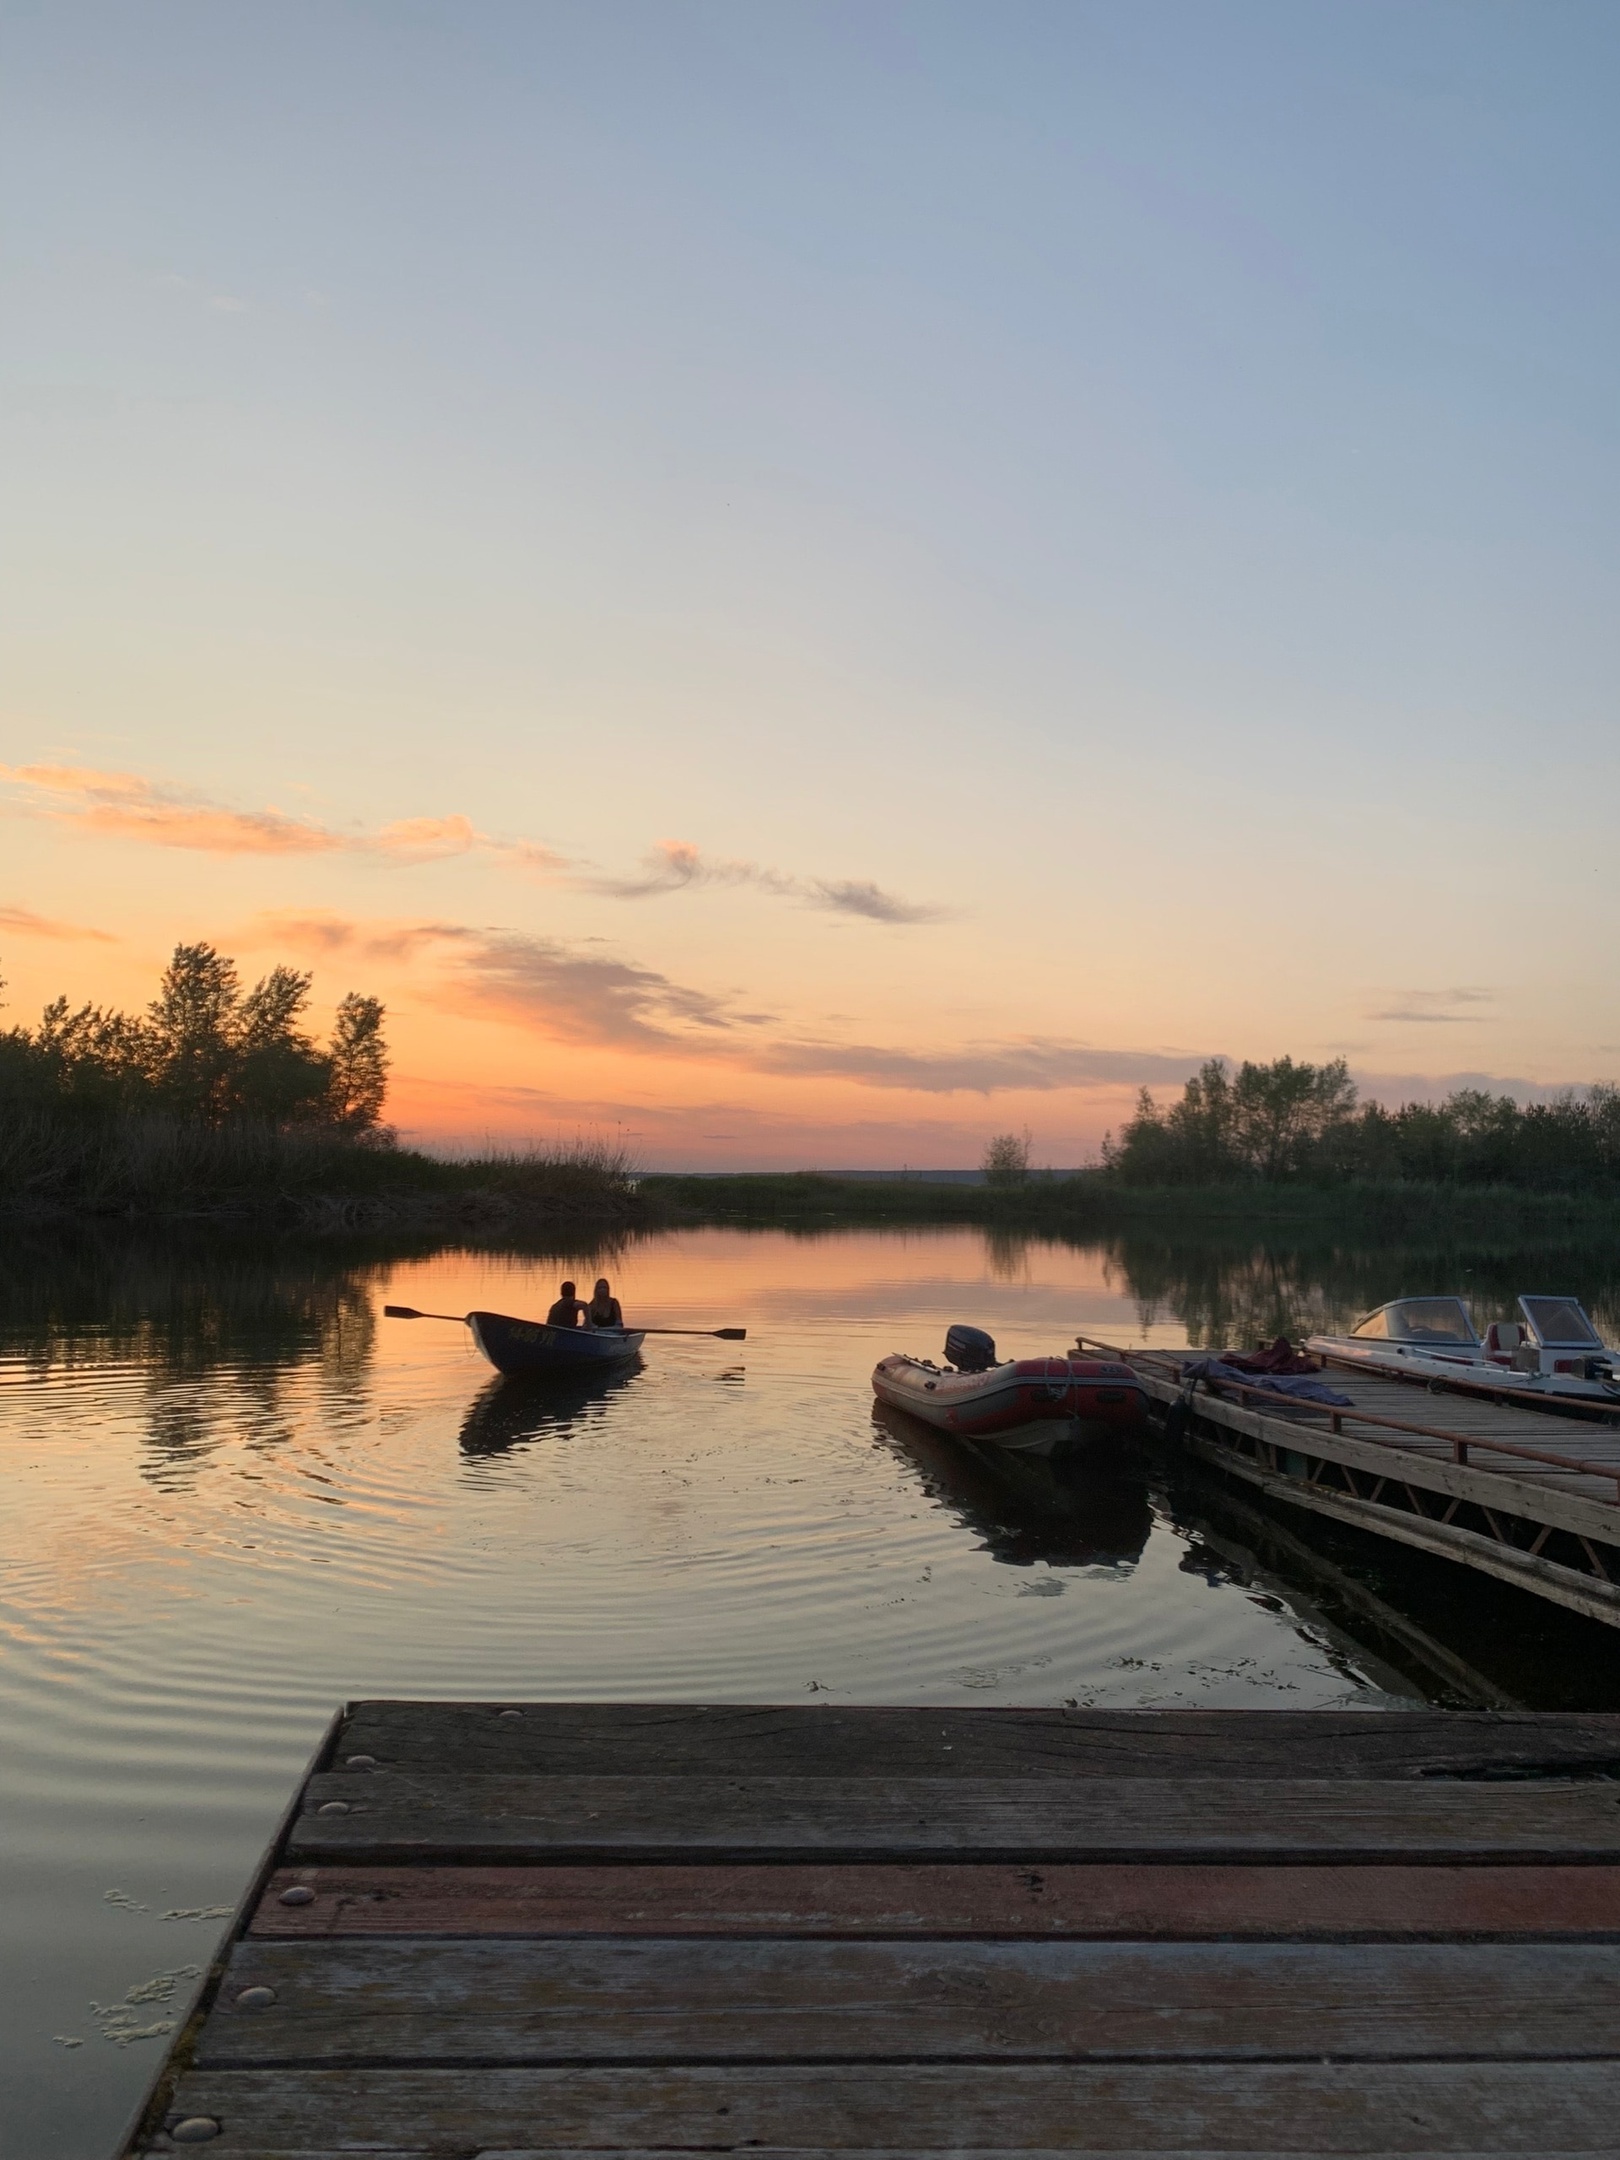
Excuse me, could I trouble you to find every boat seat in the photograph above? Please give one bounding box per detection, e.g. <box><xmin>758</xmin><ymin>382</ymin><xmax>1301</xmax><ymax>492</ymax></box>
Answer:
<box><xmin>1485</xmin><ymin>1321</ymin><xmax>1523</xmax><ymax>1358</ymax></box>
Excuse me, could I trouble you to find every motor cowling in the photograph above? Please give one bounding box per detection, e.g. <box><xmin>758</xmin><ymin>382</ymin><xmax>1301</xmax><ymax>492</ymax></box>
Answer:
<box><xmin>945</xmin><ymin>1324</ymin><xmax>997</xmax><ymax>1372</ymax></box>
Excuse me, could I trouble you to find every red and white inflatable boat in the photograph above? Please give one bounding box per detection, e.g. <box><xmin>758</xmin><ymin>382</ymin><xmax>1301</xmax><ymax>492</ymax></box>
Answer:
<box><xmin>872</xmin><ymin>1326</ymin><xmax>1149</xmax><ymax>1456</ymax></box>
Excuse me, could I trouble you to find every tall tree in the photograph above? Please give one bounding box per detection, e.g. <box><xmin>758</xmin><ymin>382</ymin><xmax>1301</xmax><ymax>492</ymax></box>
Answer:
<box><xmin>231</xmin><ymin>965</ymin><xmax>330</xmax><ymax>1122</ymax></box>
<box><xmin>326</xmin><ymin>993</ymin><xmax>389</xmax><ymax>1133</ymax></box>
<box><xmin>146</xmin><ymin>942</ymin><xmax>241</xmax><ymax>1121</ymax></box>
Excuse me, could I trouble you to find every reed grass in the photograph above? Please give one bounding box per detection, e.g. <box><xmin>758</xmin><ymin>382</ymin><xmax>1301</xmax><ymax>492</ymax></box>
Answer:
<box><xmin>0</xmin><ymin>1113</ymin><xmax>643</xmax><ymax>1225</ymax></box>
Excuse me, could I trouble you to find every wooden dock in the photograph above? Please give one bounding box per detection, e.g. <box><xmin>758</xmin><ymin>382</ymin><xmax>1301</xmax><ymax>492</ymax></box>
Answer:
<box><xmin>127</xmin><ymin>1701</ymin><xmax>1620</xmax><ymax>2157</ymax></box>
<box><xmin>1121</xmin><ymin>1349</ymin><xmax>1620</xmax><ymax>1629</ymax></box>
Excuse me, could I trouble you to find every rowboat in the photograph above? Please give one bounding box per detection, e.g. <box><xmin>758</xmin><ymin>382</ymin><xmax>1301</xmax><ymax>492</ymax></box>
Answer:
<box><xmin>872</xmin><ymin>1325</ymin><xmax>1149</xmax><ymax>1457</ymax></box>
<box><xmin>1306</xmin><ymin>1294</ymin><xmax>1620</xmax><ymax>1415</ymax></box>
<box><xmin>467</xmin><ymin>1310</ymin><xmax>647</xmax><ymax>1378</ymax></box>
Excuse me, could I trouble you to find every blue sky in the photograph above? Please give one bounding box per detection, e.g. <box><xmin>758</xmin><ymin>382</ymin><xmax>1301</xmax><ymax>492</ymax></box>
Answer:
<box><xmin>4</xmin><ymin>2</ymin><xmax>1618</xmax><ymax>1163</ymax></box>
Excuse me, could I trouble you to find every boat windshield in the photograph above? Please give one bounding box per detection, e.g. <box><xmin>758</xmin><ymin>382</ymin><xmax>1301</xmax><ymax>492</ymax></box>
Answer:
<box><xmin>1519</xmin><ymin>1296</ymin><xmax>1602</xmax><ymax>1347</ymax></box>
<box><xmin>1352</xmin><ymin>1298</ymin><xmax>1476</xmax><ymax>1345</ymax></box>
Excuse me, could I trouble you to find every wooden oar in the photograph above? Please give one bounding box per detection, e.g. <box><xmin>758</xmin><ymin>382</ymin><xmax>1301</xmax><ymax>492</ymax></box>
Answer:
<box><xmin>384</xmin><ymin>1305</ymin><xmax>745</xmax><ymax>1339</ymax></box>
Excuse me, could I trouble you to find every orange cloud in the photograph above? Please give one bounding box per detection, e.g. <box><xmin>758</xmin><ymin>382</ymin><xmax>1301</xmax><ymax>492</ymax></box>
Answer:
<box><xmin>0</xmin><ymin>903</ymin><xmax>117</xmax><ymax>942</ymax></box>
<box><xmin>2</xmin><ymin>766</ymin><xmax>940</xmax><ymax>919</ymax></box>
<box><xmin>3</xmin><ymin>764</ymin><xmax>340</xmax><ymax>854</ymax></box>
<box><xmin>372</xmin><ymin>815</ymin><xmax>483</xmax><ymax>863</ymax></box>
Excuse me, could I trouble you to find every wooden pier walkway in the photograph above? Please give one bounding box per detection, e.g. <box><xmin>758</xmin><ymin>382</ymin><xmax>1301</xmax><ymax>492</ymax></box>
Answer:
<box><xmin>1120</xmin><ymin>1349</ymin><xmax>1620</xmax><ymax>1629</ymax></box>
<box><xmin>128</xmin><ymin>1701</ymin><xmax>1620</xmax><ymax>2157</ymax></box>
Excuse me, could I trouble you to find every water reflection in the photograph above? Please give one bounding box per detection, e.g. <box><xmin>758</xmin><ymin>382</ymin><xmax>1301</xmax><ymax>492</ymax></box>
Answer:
<box><xmin>1100</xmin><ymin>1228</ymin><xmax>1620</xmax><ymax>1351</ymax></box>
<box><xmin>458</xmin><ymin>1366</ymin><xmax>646</xmax><ymax>1455</ymax></box>
<box><xmin>10</xmin><ymin>1217</ymin><xmax>1620</xmax><ymax>2160</ymax></box>
<box><xmin>874</xmin><ymin>1404</ymin><xmax>1153</xmax><ymax>1569</ymax></box>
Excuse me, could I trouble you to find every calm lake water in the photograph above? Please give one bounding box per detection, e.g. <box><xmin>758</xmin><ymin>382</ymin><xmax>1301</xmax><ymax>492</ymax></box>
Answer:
<box><xmin>5</xmin><ymin>1219</ymin><xmax>1620</xmax><ymax>2157</ymax></box>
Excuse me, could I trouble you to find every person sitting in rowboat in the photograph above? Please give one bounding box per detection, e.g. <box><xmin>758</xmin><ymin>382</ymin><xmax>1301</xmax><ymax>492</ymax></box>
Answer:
<box><xmin>546</xmin><ymin>1280</ymin><xmax>587</xmax><ymax>1328</ymax></box>
<box><xmin>587</xmin><ymin>1277</ymin><xmax>624</xmax><ymax>1330</ymax></box>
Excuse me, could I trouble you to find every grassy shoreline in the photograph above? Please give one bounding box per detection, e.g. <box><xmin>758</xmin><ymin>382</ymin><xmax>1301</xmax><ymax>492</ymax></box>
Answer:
<box><xmin>6</xmin><ymin>1119</ymin><xmax>1617</xmax><ymax>1247</ymax></box>
<box><xmin>643</xmin><ymin>1170</ymin><xmax>1618</xmax><ymax>1243</ymax></box>
<box><xmin>0</xmin><ymin>1116</ymin><xmax>646</xmax><ymax>1232</ymax></box>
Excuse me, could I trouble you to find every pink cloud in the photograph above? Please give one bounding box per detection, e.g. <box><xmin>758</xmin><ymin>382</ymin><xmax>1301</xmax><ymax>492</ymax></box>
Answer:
<box><xmin>2</xmin><ymin>765</ymin><xmax>940</xmax><ymax>920</ymax></box>
<box><xmin>3</xmin><ymin>764</ymin><xmax>340</xmax><ymax>855</ymax></box>
<box><xmin>372</xmin><ymin>815</ymin><xmax>483</xmax><ymax>863</ymax></box>
<box><xmin>0</xmin><ymin>902</ymin><xmax>117</xmax><ymax>942</ymax></box>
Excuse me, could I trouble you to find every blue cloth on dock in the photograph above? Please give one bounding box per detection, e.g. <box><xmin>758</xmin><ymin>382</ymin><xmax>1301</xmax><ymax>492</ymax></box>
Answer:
<box><xmin>1182</xmin><ymin>1358</ymin><xmax>1352</xmax><ymax>1408</ymax></box>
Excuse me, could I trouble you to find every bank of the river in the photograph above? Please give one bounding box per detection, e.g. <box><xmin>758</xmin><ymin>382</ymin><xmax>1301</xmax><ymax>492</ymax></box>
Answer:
<box><xmin>0</xmin><ymin>1117</ymin><xmax>645</xmax><ymax>1232</ymax></box>
<box><xmin>644</xmin><ymin>1169</ymin><xmax>1616</xmax><ymax>1243</ymax></box>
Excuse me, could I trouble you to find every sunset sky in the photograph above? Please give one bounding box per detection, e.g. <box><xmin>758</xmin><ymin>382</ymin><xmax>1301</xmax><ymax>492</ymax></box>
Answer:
<box><xmin>5</xmin><ymin>2</ymin><xmax>1620</xmax><ymax>1167</ymax></box>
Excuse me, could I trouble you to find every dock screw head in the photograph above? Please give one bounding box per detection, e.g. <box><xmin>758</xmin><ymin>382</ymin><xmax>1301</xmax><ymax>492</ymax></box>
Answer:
<box><xmin>235</xmin><ymin>1986</ymin><xmax>276</xmax><ymax>2009</ymax></box>
<box><xmin>316</xmin><ymin>1800</ymin><xmax>350</xmax><ymax>1816</ymax></box>
<box><xmin>170</xmin><ymin>2119</ymin><xmax>221</xmax><ymax>2143</ymax></box>
<box><xmin>344</xmin><ymin>1754</ymin><xmax>376</xmax><ymax>1769</ymax></box>
<box><xmin>498</xmin><ymin>1708</ymin><xmax>523</xmax><ymax>1718</ymax></box>
<box><xmin>277</xmin><ymin>1884</ymin><xmax>316</xmax><ymax>1906</ymax></box>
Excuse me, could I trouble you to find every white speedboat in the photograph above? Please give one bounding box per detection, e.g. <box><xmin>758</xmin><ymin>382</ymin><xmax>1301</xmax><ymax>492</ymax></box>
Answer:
<box><xmin>1306</xmin><ymin>1294</ymin><xmax>1620</xmax><ymax>1413</ymax></box>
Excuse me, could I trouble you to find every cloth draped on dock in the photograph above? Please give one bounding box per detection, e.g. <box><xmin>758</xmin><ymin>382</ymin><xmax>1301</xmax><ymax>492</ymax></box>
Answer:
<box><xmin>1181</xmin><ymin>1357</ymin><xmax>1353</xmax><ymax>1407</ymax></box>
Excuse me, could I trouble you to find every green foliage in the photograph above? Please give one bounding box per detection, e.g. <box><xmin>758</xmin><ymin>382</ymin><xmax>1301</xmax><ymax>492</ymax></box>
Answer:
<box><xmin>1104</xmin><ymin>1057</ymin><xmax>1620</xmax><ymax>1190</ymax></box>
<box><xmin>326</xmin><ymin>993</ymin><xmax>389</xmax><ymax>1133</ymax></box>
<box><xmin>981</xmin><ymin>1128</ymin><xmax>1032</xmax><ymax>1187</ymax></box>
<box><xmin>0</xmin><ymin>940</ymin><xmax>388</xmax><ymax>1133</ymax></box>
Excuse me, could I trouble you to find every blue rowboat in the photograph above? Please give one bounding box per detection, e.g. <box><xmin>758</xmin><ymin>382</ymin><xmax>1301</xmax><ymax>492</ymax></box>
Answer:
<box><xmin>467</xmin><ymin>1310</ymin><xmax>647</xmax><ymax>1378</ymax></box>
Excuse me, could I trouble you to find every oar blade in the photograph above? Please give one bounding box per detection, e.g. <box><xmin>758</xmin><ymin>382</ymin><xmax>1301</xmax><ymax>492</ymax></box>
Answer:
<box><xmin>715</xmin><ymin>1327</ymin><xmax>747</xmax><ymax>1339</ymax></box>
<box><xmin>383</xmin><ymin>1305</ymin><xmax>423</xmax><ymax>1319</ymax></box>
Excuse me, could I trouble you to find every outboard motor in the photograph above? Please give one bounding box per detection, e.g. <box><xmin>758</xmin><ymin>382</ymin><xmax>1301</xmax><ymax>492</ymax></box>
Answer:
<box><xmin>945</xmin><ymin>1324</ymin><xmax>997</xmax><ymax>1372</ymax></box>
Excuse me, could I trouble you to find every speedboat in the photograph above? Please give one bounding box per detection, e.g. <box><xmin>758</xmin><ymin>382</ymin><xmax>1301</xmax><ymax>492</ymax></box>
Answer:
<box><xmin>467</xmin><ymin>1310</ymin><xmax>646</xmax><ymax>1378</ymax></box>
<box><xmin>1306</xmin><ymin>1295</ymin><xmax>1620</xmax><ymax>1412</ymax></box>
<box><xmin>872</xmin><ymin>1325</ymin><xmax>1149</xmax><ymax>1456</ymax></box>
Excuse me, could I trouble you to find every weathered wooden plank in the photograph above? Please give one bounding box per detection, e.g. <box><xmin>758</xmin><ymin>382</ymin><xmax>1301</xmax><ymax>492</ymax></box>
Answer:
<box><xmin>1135</xmin><ymin>1367</ymin><xmax>1620</xmax><ymax>1542</ymax></box>
<box><xmin>332</xmin><ymin>1702</ymin><xmax>1620</xmax><ymax>1781</ymax></box>
<box><xmin>285</xmin><ymin>1773</ymin><xmax>1620</xmax><ymax>1864</ymax></box>
<box><xmin>1180</xmin><ymin>1431</ymin><xmax>1620</xmax><ymax>1631</ymax></box>
<box><xmin>197</xmin><ymin>1938</ymin><xmax>1620</xmax><ymax>2066</ymax></box>
<box><xmin>140</xmin><ymin>2060</ymin><xmax>1620</xmax><ymax>2153</ymax></box>
<box><xmin>249</xmin><ymin>1860</ymin><xmax>1620</xmax><ymax>1939</ymax></box>
<box><xmin>141</xmin><ymin>2152</ymin><xmax>1616</xmax><ymax>2160</ymax></box>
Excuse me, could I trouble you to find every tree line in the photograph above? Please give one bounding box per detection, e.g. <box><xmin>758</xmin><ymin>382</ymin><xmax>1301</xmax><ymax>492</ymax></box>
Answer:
<box><xmin>1104</xmin><ymin>1056</ymin><xmax>1620</xmax><ymax>1189</ymax></box>
<box><xmin>0</xmin><ymin>941</ymin><xmax>389</xmax><ymax>1134</ymax></box>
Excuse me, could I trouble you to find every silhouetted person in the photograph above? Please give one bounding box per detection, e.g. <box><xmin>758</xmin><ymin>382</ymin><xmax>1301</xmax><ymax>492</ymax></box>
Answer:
<box><xmin>587</xmin><ymin>1277</ymin><xmax>624</xmax><ymax>1329</ymax></box>
<box><xmin>546</xmin><ymin>1280</ymin><xmax>587</xmax><ymax>1328</ymax></box>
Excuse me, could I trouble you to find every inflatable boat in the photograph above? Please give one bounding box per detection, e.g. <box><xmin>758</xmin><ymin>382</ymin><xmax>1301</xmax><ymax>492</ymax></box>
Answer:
<box><xmin>872</xmin><ymin>1325</ymin><xmax>1149</xmax><ymax>1455</ymax></box>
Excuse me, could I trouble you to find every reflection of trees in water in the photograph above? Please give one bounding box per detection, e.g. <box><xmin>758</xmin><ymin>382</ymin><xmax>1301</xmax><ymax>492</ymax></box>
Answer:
<box><xmin>1105</xmin><ymin>1229</ymin><xmax>1620</xmax><ymax>1348</ymax></box>
<box><xmin>0</xmin><ymin>1226</ymin><xmax>387</xmax><ymax>1485</ymax></box>
<box><xmin>981</xmin><ymin>1227</ymin><xmax>1036</xmax><ymax>1283</ymax></box>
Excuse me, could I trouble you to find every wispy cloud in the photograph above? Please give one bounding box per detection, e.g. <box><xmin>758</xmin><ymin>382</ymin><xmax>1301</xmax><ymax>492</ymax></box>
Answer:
<box><xmin>431</xmin><ymin>925</ymin><xmax>742</xmax><ymax>1048</ymax></box>
<box><xmin>2</xmin><ymin>768</ymin><xmax>940</xmax><ymax>921</ymax></box>
<box><xmin>260</xmin><ymin>912</ymin><xmax>746</xmax><ymax>1051</ymax></box>
<box><xmin>0</xmin><ymin>903</ymin><xmax>117</xmax><ymax>943</ymax></box>
<box><xmin>755</xmin><ymin>1037</ymin><xmax>1206</xmax><ymax>1094</ymax></box>
<box><xmin>4</xmin><ymin>765</ymin><xmax>345</xmax><ymax>855</ymax></box>
<box><xmin>1368</xmin><ymin>987</ymin><xmax>1495</xmax><ymax>1025</ymax></box>
<box><xmin>255</xmin><ymin>910</ymin><xmax>1201</xmax><ymax>1091</ymax></box>
<box><xmin>581</xmin><ymin>840</ymin><xmax>948</xmax><ymax>924</ymax></box>
<box><xmin>0</xmin><ymin>764</ymin><xmax>568</xmax><ymax>871</ymax></box>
